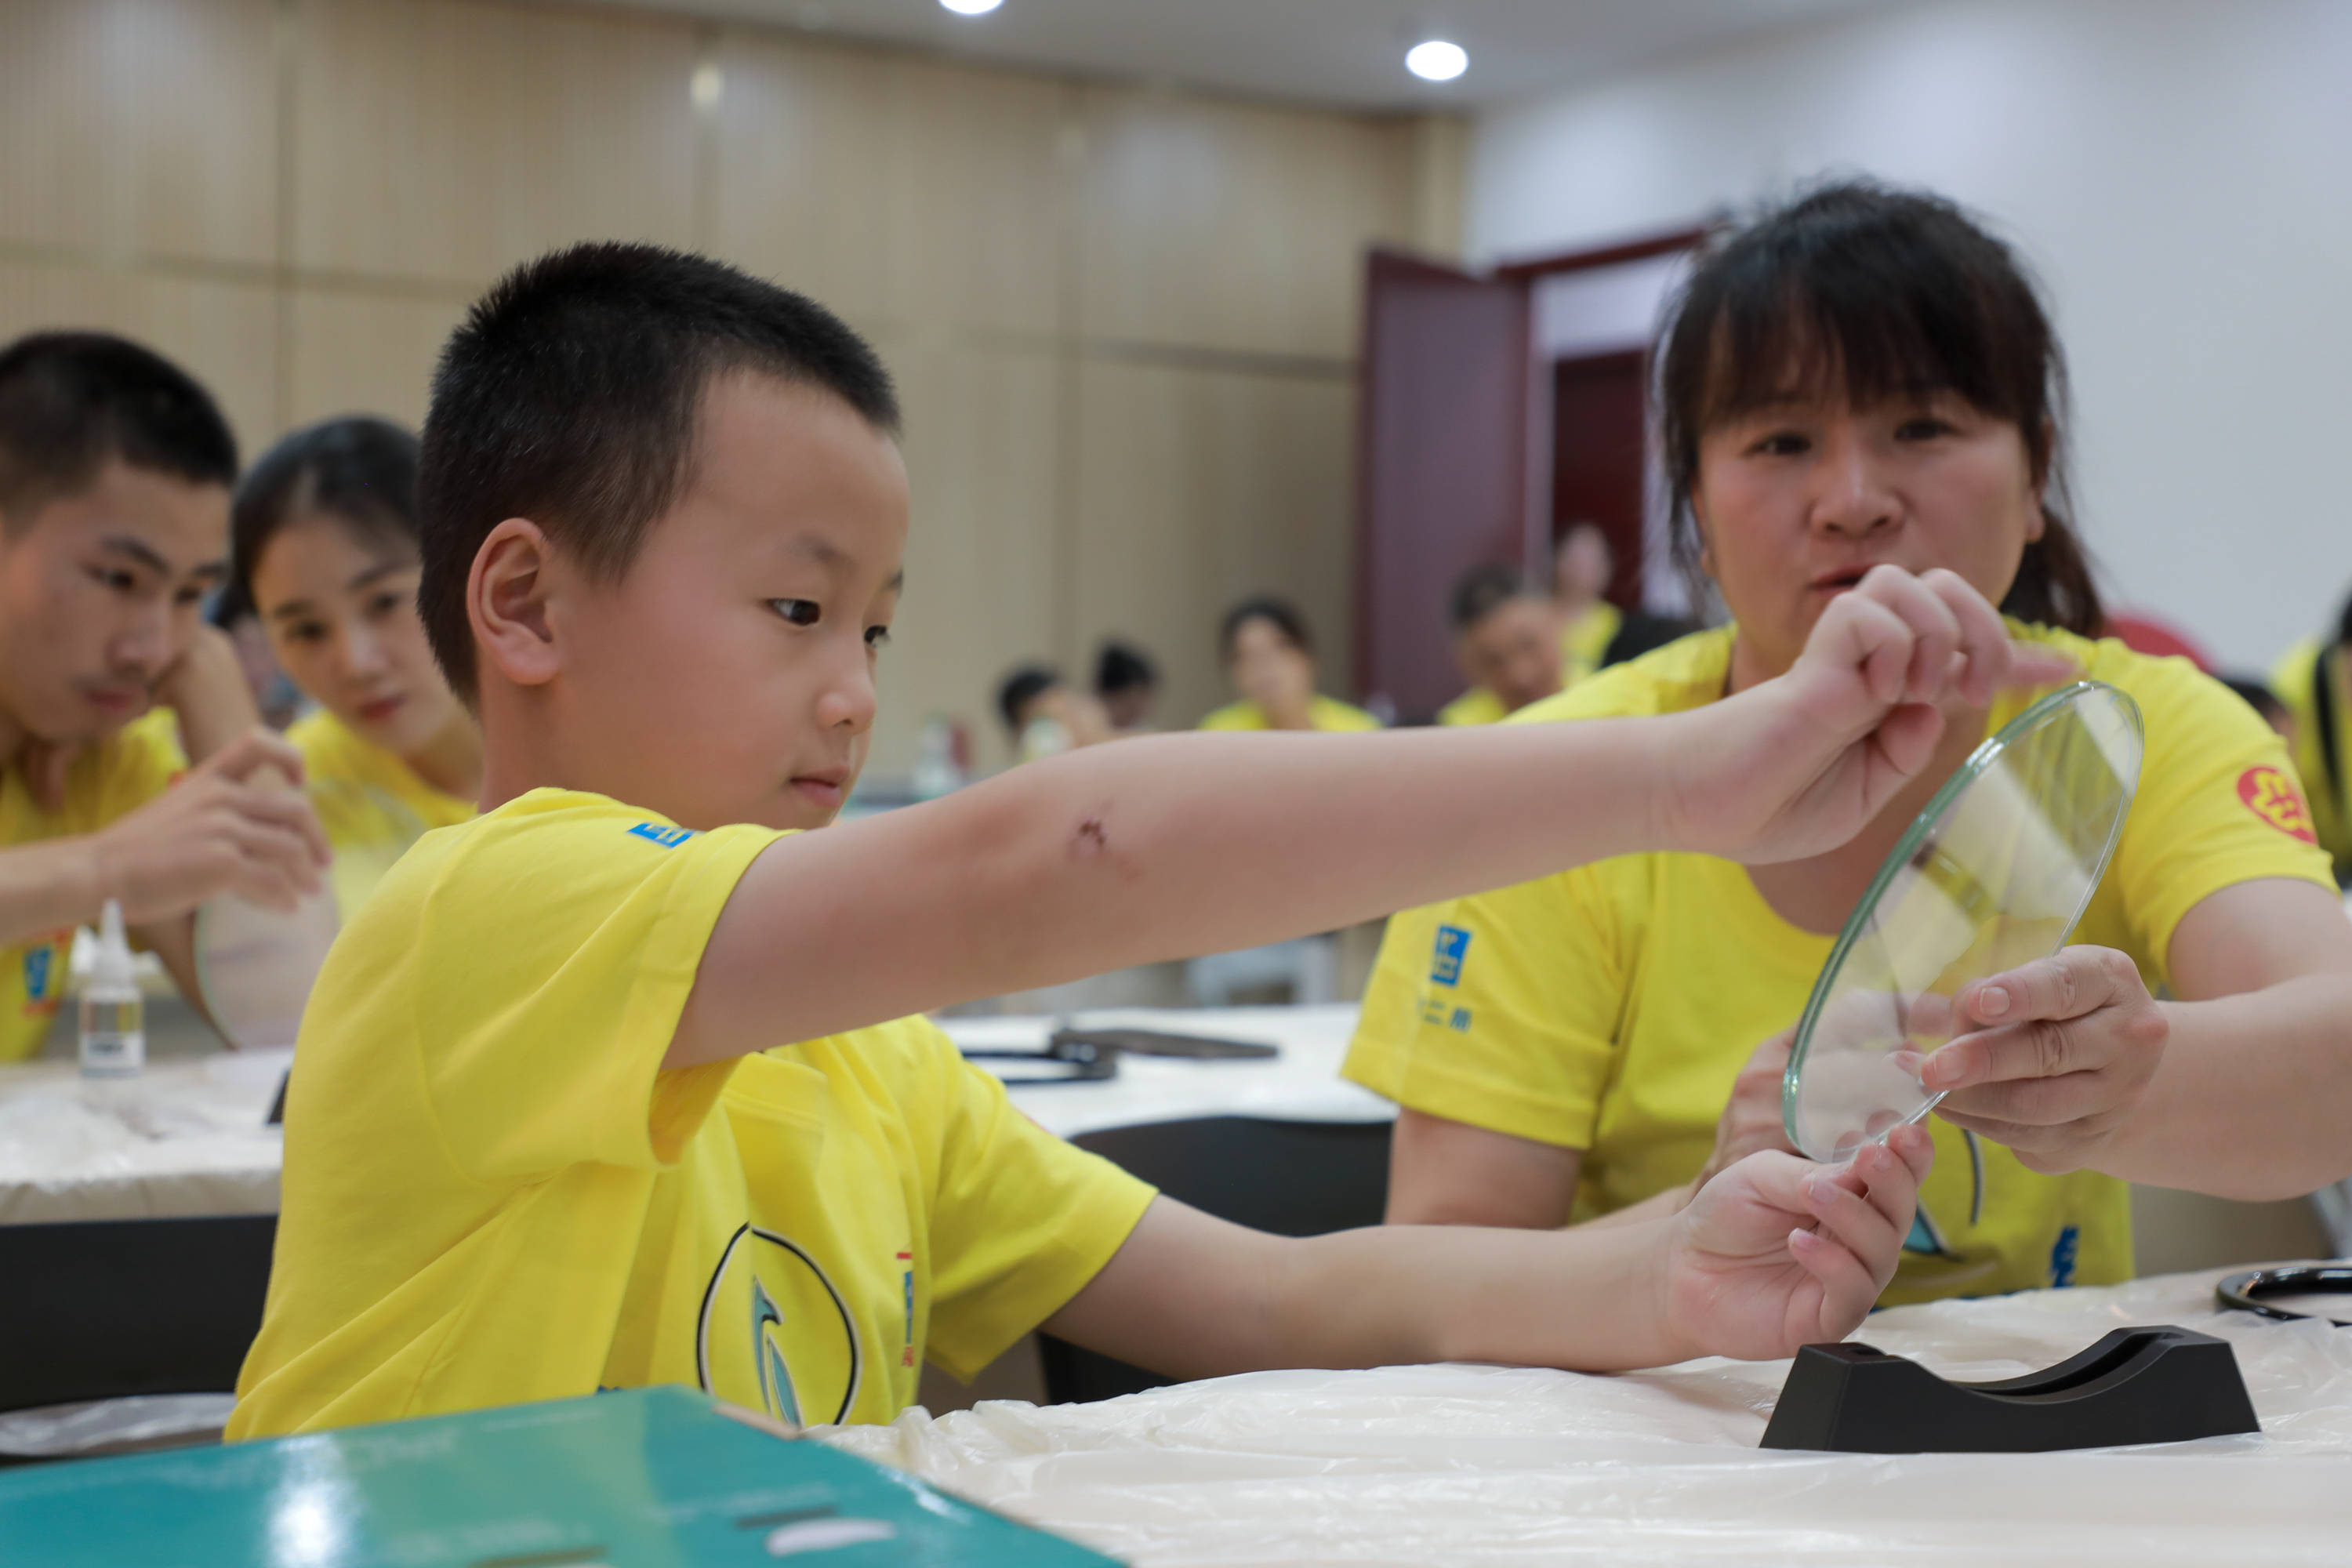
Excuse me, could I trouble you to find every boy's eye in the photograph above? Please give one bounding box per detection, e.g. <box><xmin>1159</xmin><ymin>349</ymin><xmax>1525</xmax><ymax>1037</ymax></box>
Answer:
<box><xmin>89</xmin><ymin>566</ymin><xmax>140</xmax><ymax>593</ymax></box>
<box><xmin>769</xmin><ymin>598</ymin><xmax>821</xmax><ymax>627</ymax></box>
<box><xmin>173</xmin><ymin>586</ymin><xmax>207</xmax><ymax>608</ymax></box>
<box><xmin>1895</xmin><ymin>416</ymin><xmax>1955</xmax><ymax>441</ymax></box>
<box><xmin>286</xmin><ymin>622</ymin><xmax>326</xmax><ymax>644</ymax></box>
<box><xmin>865</xmin><ymin>625</ymin><xmax>891</xmax><ymax>651</ymax></box>
<box><xmin>368</xmin><ymin>591</ymin><xmax>405</xmax><ymax>616</ymax></box>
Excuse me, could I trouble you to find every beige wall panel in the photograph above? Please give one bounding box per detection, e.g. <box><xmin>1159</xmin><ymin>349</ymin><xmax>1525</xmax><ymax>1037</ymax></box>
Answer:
<box><xmin>0</xmin><ymin>260</ymin><xmax>278</xmax><ymax>458</ymax></box>
<box><xmin>879</xmin><ymin>60</ymin><xmax>1066</xmax><ymax>338</ymax></box>
<box><xmin>1073</xmin><ymin>358</ymin><xmax>1356</xmax><ymax>731</ymax></box>
<box><xmin>710</xmin><ymin>32</ymin><xmax>895</xmax><ymax>327</ymax></box>
<box><xmin>285</xmin><ymin>289</ymin><xmax>470</xmax><ymax>434</ymax></box>
<box><xmin>0</xmin><ymin>0</ymin><xmax>278</xmax><ymax>266</ymax></box>
<box><xmin>293</xmin><ymin>0</ymin><xmax>699</xmax><ymax>286</ymax></box>
<box><xmin>867</xmin><ymin>336</ymin><xmax>1061</xmax><ymax>775</ymax></box>
<box><xmin>1076</xmin><ymin>89</ymin><xmax>1414</xmax><ymax>359</ymax></box>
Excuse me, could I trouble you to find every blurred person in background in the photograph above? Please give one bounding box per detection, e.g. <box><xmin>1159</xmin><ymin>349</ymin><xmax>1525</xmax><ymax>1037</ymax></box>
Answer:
<box><xmin>0</xmin><ymin>332</ymin><xmax>328</xmax><ymax>1057</ymax></box>
<box><xmin>995</xmin><ymin>662</ymin><xmax>1109</xmax><ymax>764</ymax></box>
<box><xmin>1438</xmin><ymin>564</ymin><xmax>1564</xmax><ymax>726</ymax></box>
<box><xmin>235</xmin><ymin>417</ymin><xmax>481</xmax><ymax>916</ymax></box>
<box><xmin>1552</xmin><ymin>523</ymin><xmax>1622</xmax><ymax>684</ymax></box>
<box><xmin>1094</xmin><ymin>639</ymin><xmax>1160</xmax><ymax>735</ymax></box>
<box><xmin>1200</xmin><ymin>595</ymin><xmax>1379</xmax><ymax>732</ymax></box>
<box><xmin>2270</xmin><ymin>590</ymin><xmax>2351</xmax><ymax>880</ymax></box>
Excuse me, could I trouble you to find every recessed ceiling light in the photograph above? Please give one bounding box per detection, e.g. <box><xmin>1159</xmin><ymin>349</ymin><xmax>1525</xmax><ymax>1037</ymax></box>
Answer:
<box><xmin>940</xmin><ymin>0</ymin><xmax>1003</xmax><ymax>14</ymax></box>
<box><xmin>1405</xmin><ymin>39</ymin><xmax>1468</xmax><ymax>82</ymax></box>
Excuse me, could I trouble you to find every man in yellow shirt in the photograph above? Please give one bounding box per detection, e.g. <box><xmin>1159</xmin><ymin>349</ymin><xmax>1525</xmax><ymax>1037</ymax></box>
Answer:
<box><xmin>230</xmin><ymin>244</ymin><xmax>2090</xmax><ymax>1436</ymax></box>
<box><xmin>0</xmin><ymin>333</ymin><xmax>328</xmax><ymax>1058</ymax></box>
<box><xmin>1437</xmin><ymin>564</ymin><xmax>1566</xmax><ymax>727</ymax></box>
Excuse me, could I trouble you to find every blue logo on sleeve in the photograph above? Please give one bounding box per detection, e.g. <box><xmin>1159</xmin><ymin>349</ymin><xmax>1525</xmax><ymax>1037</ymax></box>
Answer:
<box><xmin>22</xmin><ymin>946</ymin><xmax>52</xmax><ymax>1004</ymax></box>
<box><xmin>1430</xmin><ymin>924</ymin><xmax>1471</xmax><ymax>987</ymax></box>
<box><xmin>2049</xmin><ymin>1224</ymin><xmax>2080</xmax><ymax>1288</ymax></box>
<box><xmin>626</xmin><ymin>822</ymin><xmax>696</xmax><ymax>848</ymax></box>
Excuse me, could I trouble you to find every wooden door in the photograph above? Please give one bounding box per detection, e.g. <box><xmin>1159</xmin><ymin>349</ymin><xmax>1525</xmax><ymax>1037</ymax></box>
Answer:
<box><xmin>1354</xmin><ymin>250</ymin><xmax>1530</xmax><ymax>723</ymax></box>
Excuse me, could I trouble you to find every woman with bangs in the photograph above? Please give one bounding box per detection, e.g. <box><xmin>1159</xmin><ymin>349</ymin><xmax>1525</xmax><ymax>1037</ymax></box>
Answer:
<box><xmin>1345</xmin><ymin>181</ymin><xmax>2352</xmax><ymax>1303</ymax></box>
<box><xmin>234</xmin><ymin>418</ymin><xmax>481</xmax><ymax>917</ymax></box>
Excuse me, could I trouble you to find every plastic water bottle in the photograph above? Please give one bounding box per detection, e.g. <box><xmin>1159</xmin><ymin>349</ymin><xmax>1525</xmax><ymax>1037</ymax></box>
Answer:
<box><xmin>78</xmin><ymin>898</ymin><xmax>144</xmax><ymax>1078</ymax></box>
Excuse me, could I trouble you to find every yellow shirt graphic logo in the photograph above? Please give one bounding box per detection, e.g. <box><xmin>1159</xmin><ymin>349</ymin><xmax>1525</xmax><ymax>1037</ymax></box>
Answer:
<box><xmin>697</xmin><ymin>1225</ymin><xmax>862</xmax><ymax>1427</ymax></box>
<box><xmin>2237</xmin><ymin>765</ymin><xmax>2318</xmax><ymax>844</ymax></box>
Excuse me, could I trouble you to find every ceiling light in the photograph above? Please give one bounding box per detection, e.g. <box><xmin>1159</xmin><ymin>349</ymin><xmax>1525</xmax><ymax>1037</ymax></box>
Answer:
<box><xmin>939</xmin><ymin>0</ymin><xmax>1003</xmax><ymax>14</ymax></box>
<box><xmin>1405</xmin><ymin>39</ymin><xmax>1468</xmax><ymax>82</ymax></box>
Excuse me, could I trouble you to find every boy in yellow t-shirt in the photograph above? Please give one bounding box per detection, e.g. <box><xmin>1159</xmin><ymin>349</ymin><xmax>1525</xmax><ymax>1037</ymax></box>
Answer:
<box><xmin>1437</xmin><ymin>564</ymin><xmax>1566</xmax><ymax>727</ymax></box>
<box><xmin>0</xmin><ymin>332</ymin><xmax>329</xmax><ymax>1058</ymax></box>
<box><xmin>228</xmin><ymin>244</ymin><xmax>2082</xmax><ymax>1439</ymax></box>
<box><xmin>1349</xmin><ymin>624</ymin><xmax>2338</xmax><ymax>1304</ymax></box>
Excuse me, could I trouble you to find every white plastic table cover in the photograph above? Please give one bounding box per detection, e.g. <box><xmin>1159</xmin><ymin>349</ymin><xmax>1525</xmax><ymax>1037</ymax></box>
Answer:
<box><xmin>945</xmin><ymin>1004</ymin><xmax>1389</xmax><ymax>1141</ymax></box>
<box><xmin>0</xmin><ymin>1047</ymin><xmax>288</xmax><ymax>1224</ymax></box>
<box><xmin>821</xmin><ymin>1265</ymin><xmax>2352</xmax><ymax>1566</ymax></box>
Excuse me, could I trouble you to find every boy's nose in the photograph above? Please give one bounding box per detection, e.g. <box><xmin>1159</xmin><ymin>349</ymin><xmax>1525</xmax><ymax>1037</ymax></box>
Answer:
<box><xmin>817</xmin><ymin>665</ymin><xmax>877</xmax><ymax>734</ymax></box>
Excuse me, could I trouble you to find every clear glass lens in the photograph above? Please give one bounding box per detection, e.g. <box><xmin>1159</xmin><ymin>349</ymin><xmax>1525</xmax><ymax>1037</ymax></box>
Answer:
<box><xmin>1784</xmin><ymin>682</ymin><xmax>2145</xmax><ymax>1163</ymax></box>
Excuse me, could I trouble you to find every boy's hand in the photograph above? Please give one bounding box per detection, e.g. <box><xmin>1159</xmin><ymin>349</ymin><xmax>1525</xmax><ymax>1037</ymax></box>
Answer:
<box><xmin>1654</xmin><ymin>1126</ymin><xmax>1933</xmax><ymax>1363</ymax></box>
<box><xmin>89</xmin><ymin>728</ymin><xmax>329</xmax><ymax>922</ymax></box>
<box><xmin>1664</xmin><ymin>566</ymin><xmax>2076</xmax><ymax>863</ymax></box>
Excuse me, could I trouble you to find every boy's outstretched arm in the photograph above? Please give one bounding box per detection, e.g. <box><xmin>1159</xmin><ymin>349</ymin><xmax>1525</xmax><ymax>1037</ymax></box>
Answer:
<box><xmin>1045</xmin><ymin>1127</ymin><xmax>1933</xmax><ymax>1375</ymax></box>
<box><xmin>675</xmin><ymin>568</ymin><xmax>2071</xmax><ymax>1066</ymax></box>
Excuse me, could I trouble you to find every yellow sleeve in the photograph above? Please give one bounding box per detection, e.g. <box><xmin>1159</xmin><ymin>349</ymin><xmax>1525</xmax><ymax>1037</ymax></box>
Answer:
<box><xmin>909</xmin><ymin>1022</ymin><xmax>1156</xmax><ymax>1381</ymax></box>
<box><xmin>2113</xmin><ymin>660</ymin><xmax>2338</xmax><ymax>976</ymax></box>
<box><xmin>1198</xmin><ymin>702</ymin><xmax>1261</xmax><ymax>731</ymax></box>
<box><xmin>90</xmin><ymin>708</ymin><xmax>188</xmax><ymax>823</ymax></box>
<box><xmin>1341</xmin><ymin>868</ymin><xmax>1629</xmax><ymax>1149</ymax></box>
<box><xmin>412</xmin><ymin>805</ymin><xmax>772</xmax><ymax>1180</ymax></box>
<box><xmin>1436</xmin><ymin>689</ymin><xmax>1504</xmax><ymax>727</ymax></box>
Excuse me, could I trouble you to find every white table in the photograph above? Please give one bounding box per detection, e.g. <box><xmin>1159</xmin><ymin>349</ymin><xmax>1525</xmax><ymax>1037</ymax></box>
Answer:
<box><xmin>943</xmin><ymin>1004</ymin><xmax>1387</xmax><ymax>1140</ymax></box>
<box><xmin>822</xmin><ymin>1265</ymin><xmax>2352</xmax><ymax>1566</ymax></box>
<box><xmin>0</xmin><ymin>1007</ymin><xmax>1377</xmax><ymax>1225</ymax></box>
<box><xmin>0</xmin><ymin>1048</ymin><xmax>287</xmax><ymax>1224</ymax></box>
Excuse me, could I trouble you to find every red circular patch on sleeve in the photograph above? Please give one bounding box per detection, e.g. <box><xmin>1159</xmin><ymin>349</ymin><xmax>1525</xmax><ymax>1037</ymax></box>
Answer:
<box><xmin>2237</xmin><ymin>766</ymin><xmax>2318</xmax><ymax>844</ymax></box>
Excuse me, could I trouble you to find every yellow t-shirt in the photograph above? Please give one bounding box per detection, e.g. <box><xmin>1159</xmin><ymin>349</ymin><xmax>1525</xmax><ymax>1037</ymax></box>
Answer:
<box><xmin>288</xmin><ymin>709</ymin><xmax>476</xmax><ymax>918</ymax></box>
<box><xmin>2270</xmin><ymin>639</ymin><xmax>2350</xmax><ymax>877</ymax></box>
<box><xmin>0</xmin><ymin>707</ymin><xmax>185</xmax><ymax>1062</ymax></box>
<box><xmin>1347</xmin><ymin>624</ymin><xmax>2334</xmax><ymax>1305</ymax></box>
<box><xmin>1559</xmin><ymin>601</ymin><xmax>1622</xmax><ymax>684</ymax></box>
<box><xmin>1437</xmin><ymin>688</ymin><xmax>1508</xmax><ymax>728</ymax></box>
<box><xmin>1199</xmin><ymin>695</ymin><xmax>1383</xmax><ymax>732</ymax></box>
<box><xmin>230</xmin><ymin>789</ymin><xmax>1156</xmax><ymax>1438</ymax></box>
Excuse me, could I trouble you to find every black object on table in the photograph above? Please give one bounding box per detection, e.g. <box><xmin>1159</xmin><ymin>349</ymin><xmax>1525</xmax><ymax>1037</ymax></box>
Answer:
<box><xmin>1759</xmin><ymin>1325</ymin><xmax>2260</xmax><ymax>1453</ymax></box>
<box><xmin>2216</xmin><ymin>1263</ymin><xmax>2352</xmax><ymax>1327</ymax></box>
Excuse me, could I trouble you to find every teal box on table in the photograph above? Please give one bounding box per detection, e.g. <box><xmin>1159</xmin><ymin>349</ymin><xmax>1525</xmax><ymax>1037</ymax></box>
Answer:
<box><xmin>0</xmin><ymin>1385</ymin><xmax>1116</xmax><ymax>1566</ymax></box>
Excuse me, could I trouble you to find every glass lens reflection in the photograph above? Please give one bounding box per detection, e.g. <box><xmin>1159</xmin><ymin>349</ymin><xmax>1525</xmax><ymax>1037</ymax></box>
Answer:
<box><xmin>1784</xmin><ymin>683</ymin><xmax>2145</xmax><ymax>1163</ymax></box>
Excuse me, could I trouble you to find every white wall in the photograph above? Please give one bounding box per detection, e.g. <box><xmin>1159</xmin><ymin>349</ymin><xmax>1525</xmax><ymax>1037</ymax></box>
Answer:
<box><xmin>1468</xmin><ymin>0</ymin><xmax>2352</xmax><ymax>672</ymax></box>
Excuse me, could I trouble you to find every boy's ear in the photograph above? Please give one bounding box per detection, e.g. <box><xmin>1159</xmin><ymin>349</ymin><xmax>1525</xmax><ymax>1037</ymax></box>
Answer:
<box><xmin>469</xmin><ymin>518</ymin><xmax>561</xmax><ymax>689</ymax></box>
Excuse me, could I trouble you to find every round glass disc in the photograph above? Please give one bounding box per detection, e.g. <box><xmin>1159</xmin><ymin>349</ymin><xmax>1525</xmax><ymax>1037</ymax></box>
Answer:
<box><xmin>1782</xmin><ymin>681</ymin><xmax>2146</xmax><ymax>1163</ymax></box>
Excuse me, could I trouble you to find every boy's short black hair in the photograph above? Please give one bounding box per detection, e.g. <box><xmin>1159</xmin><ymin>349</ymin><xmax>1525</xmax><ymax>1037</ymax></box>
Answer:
<box><xmin>997</xmin><ymin>664</ymin><xmax>1062</xmax><ymax>736</ymax></box>
<box><xmin>1450</xmin><ymin>563</ymin><xmax>1533</xmax><ymax>633</ymax></box>
<box><xmin>0</xmin><ymin>331</ymin><xmax>238</xmax><ymax>525</ymax></box>
<box><xmin>234</xmin><ymin>417</ymin><xmax>421</xmax><ymax>607</ymax></box>
<box><xmin>1094</xmin><ymin>640</ymin><xmax>1157</xmax><ymax>697</ymax></box>
<box><xmin>417</xmin><ymin>242</ymin><xmax>901</xmax><ymax>699</ymax></box>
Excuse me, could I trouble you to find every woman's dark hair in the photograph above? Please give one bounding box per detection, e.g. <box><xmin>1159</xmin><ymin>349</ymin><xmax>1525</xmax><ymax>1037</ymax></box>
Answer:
<box><xmin>233</xmin><ymin>416</ymin><xmax>422</xmax><ymax>606</ymax></box>
<box><xmin>1657</xmin><ymin>180</ymin><xmax>2102</xmax><ymax>636</ymax></box>
<box><xmin>1220</xmin><ymin>595</ymin><xmax>1314</xmax><ymax>662</ymax></box>
<box><xmin>996</xmin><ymin>663</ymin><xmax>1062</xmax><ymax>737</ymax></box>
<box><xmin>1094</xmin><ymin>640</ymin><xmax>1157</xmax><ymax>697</ymax></box>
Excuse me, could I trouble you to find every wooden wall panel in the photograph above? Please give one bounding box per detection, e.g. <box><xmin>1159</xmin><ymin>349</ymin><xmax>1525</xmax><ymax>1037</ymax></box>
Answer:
<box><xmin>285</xmin><ymin>289</ymin><xmax>469</xmax><ymax>432</ymax></box>
<box><xmin>1072</xmin><ymin>358</ymin><xmax>1356</xmax><ymax>731</ymax></box>
<box><xmin>292</xmin><ymin>0</ymin><xmax>699</xmax><ymax>286</ymax></box>
<box><xmin>1076</xmin><ymin>89</ymin><xmax>1417</xmax><ymax>359</ymax></box>
<box><xmin>711</xmin><ymin>33</ymin><xmax>897</xmax><ymax>328</ymax></box>
<box><xmin>0</xmin><ymin>0</ymin><xmax>279</xmax><ymax>266</ymax></box>
<box><xmin>0</xmin><ymin>260</ymin><xmax>279</xmax><ymax>459</ymax></box>
<box><xmin>869</xmin><ymin>338</ymin><xmax>1062</xmax><ymax>773</ymax></box>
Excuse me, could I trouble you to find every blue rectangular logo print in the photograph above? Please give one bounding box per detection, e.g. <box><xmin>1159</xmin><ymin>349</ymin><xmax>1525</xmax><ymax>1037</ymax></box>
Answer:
<box><xmin>626</xmin><ymin>822</ymin><xmax>695</xmax><ymax>848</ymax></box>
<box><xmin>1430</xmin><ymin>924</ymin><xmax>1471</xmax><ymax>987</ymax></box>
